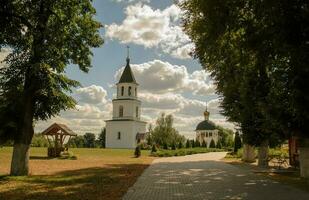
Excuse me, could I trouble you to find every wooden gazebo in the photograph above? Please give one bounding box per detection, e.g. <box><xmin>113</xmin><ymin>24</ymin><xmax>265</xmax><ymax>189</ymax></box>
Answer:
<box><xmin>42</xmin><ymin>123</ymin><xmax>77</xmax><ymax>157</ymax></box>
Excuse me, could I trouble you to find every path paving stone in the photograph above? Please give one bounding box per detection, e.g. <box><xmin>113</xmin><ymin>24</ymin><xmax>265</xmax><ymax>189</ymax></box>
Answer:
<box><xmin>123</xmin><ymin>152</ymin><xmax>309</xmax><ymax>200</ymax></box>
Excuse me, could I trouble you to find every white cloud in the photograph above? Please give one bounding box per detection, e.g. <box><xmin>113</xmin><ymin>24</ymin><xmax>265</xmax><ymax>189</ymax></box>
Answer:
<box><xmin>115</xmin><ymin>60</ymin><xmax>215</xmax><ymax>95</ymax></box>
<box><xmin>74</xmin><ymin>85</ymin><xmax>108</xmax><ymax>105</ymax></box>
<box><xmin>112</xmin><ymin>0</ymin><xmax>150</xmax><ymax>3</ymax></box>
<box><xmin>106</xmin><ymin>4</ymin><xmax>193</xmax><ymax>59</ymax></box>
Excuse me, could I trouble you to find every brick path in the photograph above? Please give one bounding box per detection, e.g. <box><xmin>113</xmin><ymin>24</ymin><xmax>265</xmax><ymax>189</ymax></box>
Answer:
<box><xmin>123</xmin><ymin>152</ymin><xmax>309</xmax><ymax>200</ymax></box>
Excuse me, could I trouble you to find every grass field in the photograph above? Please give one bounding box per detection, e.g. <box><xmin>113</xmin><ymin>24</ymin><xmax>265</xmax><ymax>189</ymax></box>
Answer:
<box><xmin>0</xmin><ymin>147</ymin><xmax>154</xmax><ymax>200</ymax></box>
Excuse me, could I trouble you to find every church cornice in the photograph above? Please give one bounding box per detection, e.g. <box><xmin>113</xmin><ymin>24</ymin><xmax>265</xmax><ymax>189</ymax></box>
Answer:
<box><xmin>112</xmin><ymin>98</ymin><xmax>141</xmax><ymax>102</ymax></box>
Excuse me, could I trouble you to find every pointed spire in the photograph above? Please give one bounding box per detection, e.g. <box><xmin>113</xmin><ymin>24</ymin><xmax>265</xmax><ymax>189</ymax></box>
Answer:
<box><xmin>118</xmin><ymin>46</ymin><xmax>137</xmax><ymax>84</ymax></box>
<box><xmin>204</xmin><ymin>101</ymin><xmax>210</xmax><ymax>120</ymax></box>
<box><xmin>126</xmin><ymin>45</ymin><xmax>130</xmax><ymax>64</ymax></box>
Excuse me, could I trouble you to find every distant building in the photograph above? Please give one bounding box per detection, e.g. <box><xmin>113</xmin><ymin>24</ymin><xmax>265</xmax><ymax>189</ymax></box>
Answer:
<box><xmin>195</xmin><ymin>106</ymin><xmax>219</xmax><ymax>147</ymax></box>
<box><xmin>105</xmin><ymin>54</ymin><xmax>147</xmax><ymax>149</ymax></box>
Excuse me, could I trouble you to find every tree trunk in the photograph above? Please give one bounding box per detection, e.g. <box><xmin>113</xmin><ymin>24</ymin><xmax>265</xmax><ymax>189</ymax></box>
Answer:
<box><xmin>299</xmin><ymin>138</ymin><xmax>309</xmax><ymax>178</ymax></box>
<box><xmin>258</xmin><ymin>140</ymin><xmax>269</xmax><ymax>167</ymax></box>
<box><xmin>10</xmin><ymin>143</ymin><xmax>30</xmax><ymax>176</ymax></box>
<box><xmin>10</xmin><ymin>84</ymin><xmax>35</xmax><ymax>176</ymax></box>
<box><xmin>242</xmin><ymin>144</ymin><xmax>256</xmax><ymax>163</ymax></box>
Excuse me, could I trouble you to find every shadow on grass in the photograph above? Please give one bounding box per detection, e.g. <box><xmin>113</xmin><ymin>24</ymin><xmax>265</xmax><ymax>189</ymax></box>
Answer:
<box><xmin>29</xmin><ymin>156</ymin><xmax>53</xmax><ymax>160</ymax></box>
<box><xmin>0</xmin><ymin>163</ymin><xmax>149</xmax><ymax>200</ymax></box>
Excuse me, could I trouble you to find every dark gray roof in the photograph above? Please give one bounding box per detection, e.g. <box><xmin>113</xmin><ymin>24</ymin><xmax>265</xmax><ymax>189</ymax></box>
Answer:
<box><xmin>195</xmin><ymin>120</ymin><xmax>216</xmax><ymax>131</ymax></box>
<box><xmin>118</xmin><ymin>58</ymin><xmax>137</xmax><ymax>84</ymax></box>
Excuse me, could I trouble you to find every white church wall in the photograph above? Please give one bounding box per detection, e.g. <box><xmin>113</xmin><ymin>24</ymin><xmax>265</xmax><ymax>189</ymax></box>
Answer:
<box><xmin>112</xmin><ymin>100</ymin><xmax>141</xmax><ymax>119</ymax></box>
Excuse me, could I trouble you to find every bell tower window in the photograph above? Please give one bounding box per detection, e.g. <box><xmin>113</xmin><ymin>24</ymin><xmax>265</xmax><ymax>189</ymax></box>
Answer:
<box><xmin>128</xmin><ymin>86</ymin><xmax>132</xmax><ymax>96</ymax></box>
<box><xmin>121</xmin><ymin>86</ymin><xmax>124</xmax><ymax>96</ymax></box>
<box><xmin>119</xmin><ymin>106</ymin><xmax>123</xmax><ymax>117</ymax></box>
<box><xmin>118</xmin><ymin>132</ymin><xmax>121</xmax><ymax>140</ymax></box>
<box><xmin>136</xmin><ymin>106</ymin><xmax>138</xmax><ymax>118</ymax></box>
<box><xmin>135</xmin><ymin>88</ymin><xmax>137</xmax><ymax>96</ymax></box>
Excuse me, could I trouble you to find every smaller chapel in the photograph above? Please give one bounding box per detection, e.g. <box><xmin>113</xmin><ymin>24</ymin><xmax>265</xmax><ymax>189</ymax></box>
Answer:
<box><xmin>195</xmin><ymin>105</ymin><xmax>219</xmax><ymax>147</ymax></box>
<box><xmin>105</xmin><ymin>52</ymin><xmax>147</xmax><ymax>149</ymax></box>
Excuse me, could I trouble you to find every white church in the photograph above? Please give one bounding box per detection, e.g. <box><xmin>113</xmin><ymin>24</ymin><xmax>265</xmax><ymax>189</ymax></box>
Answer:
<box><xmin>105</xmin><ymin>54</ymin><xmax>147</xmax><ymax>149</ymax></box>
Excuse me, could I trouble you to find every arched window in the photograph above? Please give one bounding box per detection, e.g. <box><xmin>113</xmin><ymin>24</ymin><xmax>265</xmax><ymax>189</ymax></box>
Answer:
<box><xmin>136</xmin><ymin>106</ymin><xmax>138</xmax><ymax>118</ymax></box>
<box><xmin>121</xmin><ymin>86</ymin><xmax>124</xmax><ymax>96</ymax></box>
<box><xmin>119</xmin><ymin>106</ymin><xmax>123</xmax><ymax>117</ymax></box>
<box><xmin>128</xmin><ymin>86</ymin><xmax>132</xmax><ymax>96</ymax></box>
<box><xmin>135</xmin><ymin>88</ymin><xmax>137</xmax><ymax>96</ymax></box>
<box><xmin>118</xmin><ymin>132</ymin><xmax>121</xmax><ymax>140</ymax></box>
<box><xmin>209</xmin><ymin>132</ymin><xmax>212</xmax><ymax>137</ymax></box>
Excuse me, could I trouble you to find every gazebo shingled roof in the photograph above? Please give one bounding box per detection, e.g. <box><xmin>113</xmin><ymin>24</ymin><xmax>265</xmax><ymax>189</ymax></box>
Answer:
<box><xmin>42</xmin><ymin>123</ymin><xmax>77</xmax><ymax>136</ymax></box>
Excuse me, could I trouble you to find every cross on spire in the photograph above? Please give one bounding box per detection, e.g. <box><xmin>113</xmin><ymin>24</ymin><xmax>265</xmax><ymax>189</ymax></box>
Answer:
<box><xmin>126</xmin><ymin>45</ymin><xmax>130</xmax><ymax>63</ymax></box>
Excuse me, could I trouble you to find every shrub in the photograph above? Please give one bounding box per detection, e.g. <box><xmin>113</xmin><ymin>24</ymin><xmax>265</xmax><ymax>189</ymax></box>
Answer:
<box><xmin>163</xmin><ymin>143</ymin><xmax>168</xmax><ymax>150</ymax></box>
<box><xmin>234</xmin><ymin>132</ymin><xmax>242</xmax><ymax>153</ymax></box>
<box><xmin>134</xmin><ymin>146</ymin><xmax>141</xmax><ymax>157</ymax></box>
<box><xmin>151</xmin><ymin>144</ymin><xmax>157</xmax><ymax>153</ymax></box>
<box><xmin>171</xmin><ymin>142</ymin><xmax>177</xmax><ymax>150</ymax></box>
<box><xmin>216</xmin><ymin>141</ymin><xmax>222</xmax><ymax>149</ymax></box>
<box><xmin>195</xmin><ymin>140</ymin><xmax>201</xmax><ymax>147</ymax></box>
<box><xmin>186</xmin><ymin>139</ymin><xmax>191</xmax><ymax>148</ymax></box>
<box><xmin>209</xmin><ymin>139</ymin><xmax>216</xmax><ymax>148</ymax></box>
<box><xmin>178</xmin><ymin>141</ymin><xmax>183</xmax><ymax>149</ymax></box>
<box><xmin>202</xmin><ymin>140</ymin><xmax>207</xmax><ymax>148</ymax></box>
<box><xmin>191</xmin><ymin>140</ymin><xmax>195</xmax><ymax>148</ymax></box>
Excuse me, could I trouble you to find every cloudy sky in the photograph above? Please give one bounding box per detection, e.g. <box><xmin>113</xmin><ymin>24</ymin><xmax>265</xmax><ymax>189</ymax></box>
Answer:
<box><xmin>1</xmin><ymin>0</ymin><xmax>234</xmax><ymax>138</ymax></box>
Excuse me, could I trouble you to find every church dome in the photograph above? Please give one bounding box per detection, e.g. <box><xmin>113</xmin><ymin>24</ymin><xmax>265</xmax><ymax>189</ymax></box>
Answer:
<box><xmin>195</xmin><ymin>120</ymin><xmax>216</xmax><ymax>131</ymax></box>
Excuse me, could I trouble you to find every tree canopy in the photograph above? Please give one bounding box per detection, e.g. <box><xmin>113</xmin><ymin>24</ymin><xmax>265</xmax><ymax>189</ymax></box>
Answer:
<box><xmin>0</xmin><ymin>0</ymin><xmax>103</xmax><ymax>175</ymax></box>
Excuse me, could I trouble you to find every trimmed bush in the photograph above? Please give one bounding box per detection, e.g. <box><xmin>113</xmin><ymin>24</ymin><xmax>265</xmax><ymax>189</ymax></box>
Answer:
<box><xmin>209</xmin><ymin>139</ymin><xmax>216</xmax><ymax>148</ymax></box>
<box><xmin>171</xmin><ymin>142</ymin><xmax>177</xmax><ymax>150</ymax></box>
<box><xmin>202</xmin><ymin>140</ymin><xmax>207</xmax><ymax>148</ymax></box>
<box><xmin>186</xmin><ymin>139</ymin><xmax>191</xmax><ymax>148</ymax></box>
<box><xmin>178</xmin><ymin>141</ymin><xmax>183</xmax><ymax>149</ymax></box>
<box><xmin>195</xmin><ymin>140</ymin><xmax>201</xmax><ymax>147</ymax></box>
<box><xmin>151</xmin><ymin>144</ymin><xmax>157</xmax><ymax>153</ymax></box>
<box><xmin>151</xmin><ymin>148</ymin><xmax>225</xmax><ymax>157</ymax></box>
<box><xmin>134</xmin><ymin>146</ymin><xmax>141</xmax><ymax>157</ymax></box>
<box><xmin>191</xmin><ymin>140</ymin><xmax>195</xmax><ymax>148</ymax></box>
<box><xmin>216</xmin><ymin>141</ymin><xmax>222</xmax><ymax>149</ymax></box>
<box><xmin>234</xmin><ymin>132</ymin><xmax>242</xmax><ymax>153</ymax></box>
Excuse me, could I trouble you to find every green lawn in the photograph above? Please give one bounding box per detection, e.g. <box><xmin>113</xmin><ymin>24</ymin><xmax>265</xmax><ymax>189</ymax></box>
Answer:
<box><xmin>0</xmin><ymin>147</ymin><xmax>154</xmax><ymax>200</ymax></box>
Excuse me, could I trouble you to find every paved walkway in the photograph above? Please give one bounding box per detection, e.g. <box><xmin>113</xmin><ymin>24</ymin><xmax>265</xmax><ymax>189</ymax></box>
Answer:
<box><xmin>123</xmin><ymin>152</ymin><xmax>309</xmax><ymax>200</ymax></box>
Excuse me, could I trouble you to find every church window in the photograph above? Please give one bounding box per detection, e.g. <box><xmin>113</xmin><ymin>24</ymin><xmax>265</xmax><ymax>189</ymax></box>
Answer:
<box><xmin>119</xmin><ymin>106</ymin><xmax>124</xmax><ymax>117</ymax></box>
<box><xmin>121</xmin><ymin>86</ymin><xmax>124</xmax><ymax>96</ymax></box>
<box><xmin>128</xmin><ymin>86</ymin><xmax>132</xmax><ymax>96</ymax></box>
<box><xmin>209</xmin><ymin>132</ymin><xmax>212</xmax><ymax>137</ymax></box>
<box><xmin>118</xmin><ymin>132</ymin><xmax>121</xmax><ymax>140</ymax></box>
<box><xmin>136</xmin><ymin>106</ymin><xmax>139</xmax><ymax>118</ymax></box>
<box><xmin>135</xmin><ymin>88</ymin><xmax>137</xmax><ymax>96</ymax></box>
<box><xmin>206</xmin><ymin>132</ymin><xmax>208</xmax><ymax>137</ymax></box>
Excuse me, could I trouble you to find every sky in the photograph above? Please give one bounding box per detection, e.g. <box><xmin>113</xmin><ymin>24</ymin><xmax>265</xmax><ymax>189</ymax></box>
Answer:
<box><xmin>0</xmin><ymin>0</ymin><xmax>234</xmax><ymax>138</ymax></box>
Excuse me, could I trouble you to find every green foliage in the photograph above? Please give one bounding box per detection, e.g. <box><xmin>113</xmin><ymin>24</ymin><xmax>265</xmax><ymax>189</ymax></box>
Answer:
<box><xmin>234</xmin><ymin>132</ymin><xmax>242</xmax><ymax>153</ymax></box>
<box><xmin>195</xmin><ymin>140</ymin><xmax>201</xmax><ymax>147</ymax></box>
<box><xmin>216</xmin><ymin>141</ymin><xmax>222</xmax><ymax>149</ymax></box>
<box><xmin>150</xmin><ymin>113</ymin><xmax>185</xmax><ymax>147</ymax></box>
<box><xmin>151</xmin><ymin>144</ymin><xmax>157</xmax><ymax>153</ymax></box>
<box><xmin>191</xmin><ymin>140</ymin><xmax>195</xmax><ymax>148</ymax></box>
<box><xmin>171</xmin><ymin>142</ymin><xmax>176</xmax><ymax>150</ymax></box>
<box><xmin>180</xmin><ymin>0</ymin><xmax>309</xmax><ymax>146</ymax></box>
<box><xmin>163</xmin><ymin>142</ymin><xmax>168</xmax><ymax>150</ymax></box>
<box><xmin>202</xmin><ymin>140</ymin><xmax>207</xmax><ymax>148</ymax></box>
<box><xmin>185</xmin><ymin>139</ymin><xmax>191</xmax><ymax>148</ymax></box>
<box><xmin>216</xmin><ymin>126</ymin><xmax>234</xmax><ymax>148</ymax></box>
<box><xmin>151</xmin><ymin>148</ymin><xmax>225</xmax><ymax>157</ymax></box>
<box><xmin>134</xmin><ymin>145</ymin><xmax>141</xmax><ymax>158</ymax></box>
<box><xmin>83</xmin><ymin>133</ymin><xmax>96</xmax><ymax>148</ymax></box>
<box><xmin>67</xmin><ymin>136</ymin><xmax>84</xmax><ymax>148</ymax></box>
<box><xmin>0</xmin><ymin>0</ymin><xmax>103</xmax><ymax>145</ymax></box>
<box><xmin>31</xmin><ymin>134</ymin><xmax>49</xmax><ymax>147</ymax></box>
<box><xmin>209</xmin><ymin>139</ymin><xmax>216</xmax><ymax>148</ymax></box>
<box><xmin>98</xmin><ymin>128</ymin><xmax>106</xmax><ymax>148</ymax></box>
<box><xmin>178</xmin><ymin>141</ymin><xmax>183</xmax><ymax>149</ymax></box>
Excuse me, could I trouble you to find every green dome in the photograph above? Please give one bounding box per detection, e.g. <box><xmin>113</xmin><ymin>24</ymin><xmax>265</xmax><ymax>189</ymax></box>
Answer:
<box><xmin>195</xmin><ymin>120</ymin><xmax>216</xmax><ymax>131</ymax></box>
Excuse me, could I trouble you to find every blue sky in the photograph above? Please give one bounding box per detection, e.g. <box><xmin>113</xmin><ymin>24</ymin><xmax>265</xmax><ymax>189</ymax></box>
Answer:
<box><xmin>0</xmin><ymin>0</ymin><xmax>234</xmax><ymax>137</ymax></box>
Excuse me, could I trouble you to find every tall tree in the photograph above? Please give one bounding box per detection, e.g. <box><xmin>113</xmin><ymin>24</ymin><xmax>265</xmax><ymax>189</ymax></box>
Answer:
<box><xmin>98</xmin><ymin>128</ymin><xmax>106</xmax><ymax>148</ymax></box>
<box><xmin>180</xmin><ymin>0</ymin><xmax>309</xmax><ymax>168</ymax></box>
<box><xmin>84</xmin><ymin>133</ymin><xmax>96</xmax><ymax>148</ymax></box>
<box><xmin>0</xmin><ymin>0</ymin><xmax>103</xmax><ymax>175</ymax></box>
